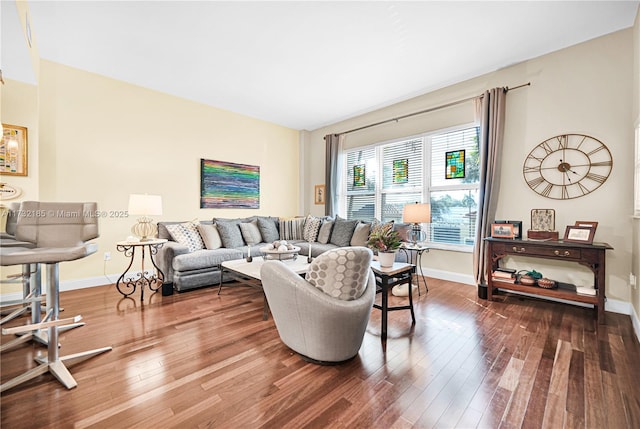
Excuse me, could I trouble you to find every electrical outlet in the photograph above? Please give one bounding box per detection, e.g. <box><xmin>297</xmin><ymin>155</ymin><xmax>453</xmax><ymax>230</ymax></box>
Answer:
<box><xmin>631</xmin><ymin>273</ymin><xmax>638</xmax><ymax>290</ymax></box>
<box><xmin>104</xmin><ymin>252</ymin><xmax>111</xmax><ymax>261</ymax></box>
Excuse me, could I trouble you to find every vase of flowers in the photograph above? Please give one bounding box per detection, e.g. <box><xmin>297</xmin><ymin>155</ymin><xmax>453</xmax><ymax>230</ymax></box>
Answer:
<box><xmin>367</xmin><ymin>228</ymin><xmax>401</xmax><ymax>267</ymax></box>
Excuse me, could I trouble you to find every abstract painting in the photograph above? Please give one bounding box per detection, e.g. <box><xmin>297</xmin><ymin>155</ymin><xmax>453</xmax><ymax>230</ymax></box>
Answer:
<box><xmin>201</xmin><ymin>159</ymin><xmax>260</xmax><ymax>208</ymax></box>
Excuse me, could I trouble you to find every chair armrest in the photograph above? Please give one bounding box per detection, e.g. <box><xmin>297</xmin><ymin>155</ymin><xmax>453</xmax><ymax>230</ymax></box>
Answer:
<box><xmin>155</xmin><ymin>241</ymin><xmax>189</xmax><ymax>283</ymax></box>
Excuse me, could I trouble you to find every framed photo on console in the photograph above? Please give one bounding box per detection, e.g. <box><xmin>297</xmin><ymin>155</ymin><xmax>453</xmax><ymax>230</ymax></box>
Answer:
<box><xmin>575</xmin><ymin>220</ymin><xmax>598</xmax><ymax>233</ymax></box>
<box><xmin>491</xmin><ymin>223</ymin><xmax>515</xmax><ymax>239</ymax></box>
<box><xmin>495</xmin><ymin>220</ymin><xmax>522</xmax><ymax>239</ymax></box>
<box><xmin>563</xmin><ymin>225</ymin><xmax>595</xmax><ymax>244</ymax></box>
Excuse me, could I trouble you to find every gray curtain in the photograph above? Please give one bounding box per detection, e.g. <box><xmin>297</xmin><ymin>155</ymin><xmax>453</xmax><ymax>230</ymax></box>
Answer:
<box><xmin>325</xmin><ymin>133</ymin><xmax>340</xmax><ymax>217</ymax></box>
<box><xmin>473</xmin><ymin>88</ymin><xmax>507</xmax><ymax>287</ymax></box>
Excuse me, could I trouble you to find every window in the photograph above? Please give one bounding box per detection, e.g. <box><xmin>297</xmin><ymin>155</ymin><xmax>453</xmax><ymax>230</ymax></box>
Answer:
<box><xmin>341</xmin><ymin>125</ymin><xmax>479</xmax><ymax>250</ymax></box>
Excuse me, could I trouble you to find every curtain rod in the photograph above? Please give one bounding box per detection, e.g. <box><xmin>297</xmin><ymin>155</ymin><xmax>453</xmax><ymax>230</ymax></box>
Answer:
<box><xmin>333</xmin><ymin>82</ymin><xmax>530</xmax><ymax>137</ymax></box>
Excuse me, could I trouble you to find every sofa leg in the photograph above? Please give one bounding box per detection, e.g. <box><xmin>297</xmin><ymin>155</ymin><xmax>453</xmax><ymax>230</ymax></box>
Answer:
<box><xmin>161</xmin><ymin>282</ymin><xmax>174</xmax><ymax>296</ymax></box>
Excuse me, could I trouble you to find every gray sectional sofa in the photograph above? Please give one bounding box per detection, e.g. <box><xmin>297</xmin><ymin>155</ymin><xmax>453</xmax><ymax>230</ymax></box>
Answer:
<box><xmin>156</xmin><ymin>215</ymin><xmax>410</xmax><ymax>292</ymax></box>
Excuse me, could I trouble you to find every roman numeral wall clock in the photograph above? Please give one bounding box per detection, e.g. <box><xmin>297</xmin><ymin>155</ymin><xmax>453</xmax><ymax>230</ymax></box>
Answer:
<box><xmin>522</xmin><ymin>133</ymin><xmax>613</xmax><ymax>200</ymax></box>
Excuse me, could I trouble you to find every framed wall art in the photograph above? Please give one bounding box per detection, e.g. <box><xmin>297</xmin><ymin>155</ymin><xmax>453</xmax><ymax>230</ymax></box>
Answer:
<box><xmin>314</xmin><ymin>184</ymin><xmax>325</xmax><ymax>205</ymax></box>
<box><xmin>353</xmin><ymin>164</ymin><xmax>365</xmax><ymax>187</ymax></box>
<box><xmin>392</xmin><ymin>158</ymin><xmax>408</xmax><ymax>184</ymax></box>
<box><xmin>1</xmin><ymin>124</ymin><xmax>28</xmax><ymax>176</ymax></box>
<box><xmin>445</xmin><ymin>149</ymin><xmax>465</xmax><ymax>179</ymax></box>
<box><xmin>200</xmin><ymin>159</ymin><xmax>260</xmax><ymax>209</ymax></box>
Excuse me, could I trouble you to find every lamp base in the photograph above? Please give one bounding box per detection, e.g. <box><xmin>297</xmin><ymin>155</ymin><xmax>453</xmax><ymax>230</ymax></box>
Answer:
<box><xmin>131</xmin><ymin>217</ymin><xmax>157</xmax><ymax>241</ymax></box>
<box><xmin>409</xmin><ymin>224</ymin><xmax>425</xmax><ymax>244</ymax></box>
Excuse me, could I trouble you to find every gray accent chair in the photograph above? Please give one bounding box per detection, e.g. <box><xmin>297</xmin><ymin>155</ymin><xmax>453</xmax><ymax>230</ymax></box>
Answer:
<box><xmin>260</xmin><ymin>247</ymin><xmax>375</xmax><ymax>363</ymax></box>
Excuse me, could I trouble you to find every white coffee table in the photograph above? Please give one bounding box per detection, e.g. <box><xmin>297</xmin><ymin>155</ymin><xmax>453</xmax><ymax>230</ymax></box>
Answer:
<box><xmin>219</xmin><ymin>256</ymin><xmax>311</xmax><ymax>319</ymax></box>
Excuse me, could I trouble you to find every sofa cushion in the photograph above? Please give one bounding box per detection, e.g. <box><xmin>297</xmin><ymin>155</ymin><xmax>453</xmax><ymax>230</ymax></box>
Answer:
<box><xmin>173</xmin><ymin>248</ymin><xmax>243</xmax><ymax>271</ymax></box>
<box><xmin>197</xmin><ymin>223</ymin><xmax>222</xmax><ymax>250</ymax></box>
<box><xmin>239</xmin><ymin>220</ymin><xmax>263</xmax><ymax>245</ymax></box>
<box><xmin>257</xmin><ymin>216</ymin><xmax>280</xmax><ymax>243</ymax></box>
<box><xmin>302</xmin><ymin>215</ymin><xmax>323</xmax><ymax>242</ymax></box>
<box><xmin>305</xmin><ymin>247</ymin><xmax>371</xmax><ymax>301</ymax></box>
<box><xmin>350</xmin><ymin>222</ymin><xmax>371</xmax><ymax>247</ymax></box>
<box><xmin>279</xmin><ymin>217</ymin><xmax>305</xmax><ymax>241</ymax></box>
<box><xmin>216</xmin><ymin>221</ymin><xmax>245</xmax><ymax>248</ymax></box>
<box><xmin>317</xmin><ymin>220</ymin><xmax>333</xmax><ymax>244</ymax></box>
<box><xmin>329</xmin><ymin>216</ymin><xmax>358</xmax><ymax>247</ymax></box>
<box><xmin>165</xmin><ymin>221</ymin><xmax>205</xmax><ymax>252</ymax></box>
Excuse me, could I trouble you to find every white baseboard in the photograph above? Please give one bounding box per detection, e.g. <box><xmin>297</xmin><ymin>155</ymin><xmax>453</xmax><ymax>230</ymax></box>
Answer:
<box><xmin>422</xmin><ymin>267</ymin><xmax>475</xmax><ymax>286</ymax></box>
<box><xmin>631</xmin><ymin>304</ymin><xmax>640</xmax><ymax>344</ymax></box>
<box><xmin>0</xmin><ymin>273</ymin><xmax>120</xmax><ymax>304</ymax></box>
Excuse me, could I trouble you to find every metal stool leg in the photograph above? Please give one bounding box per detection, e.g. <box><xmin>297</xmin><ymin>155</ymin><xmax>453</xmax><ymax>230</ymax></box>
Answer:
<box><xmin>1</xmin><ymin>263</ymin><xmax>111</xmax><ymax>392</ymax></box>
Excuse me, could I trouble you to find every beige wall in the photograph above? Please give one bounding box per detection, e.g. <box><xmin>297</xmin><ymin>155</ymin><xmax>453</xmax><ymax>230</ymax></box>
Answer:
<box><xmin>304</xmin><ymin>29</ymin><xmax>635</xmax><ymax>304</ymax></box>
<box><xmin>1</xmin><ymin>61</ymin><xmax>300</xmax><ymax>294</ymax></box>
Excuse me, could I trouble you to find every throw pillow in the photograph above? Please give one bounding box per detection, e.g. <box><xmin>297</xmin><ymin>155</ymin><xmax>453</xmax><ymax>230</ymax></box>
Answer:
<box><xmin>166</xmin><ymin>221</ymin><xmax>205</xmax><ymax>252</ymax></box>
<box><xmin>197</xmin><ymin>223</ymin><xmax>222</xmax><ymax>249</ymax></box>
<box><xmin>350</xmin><ymin>222</ymin><xmax>371</xmax><ymax>247</ymax></box>
<box><xmin>316</xmin><ymin>220</ymin><xmax>334</xmax><ymax>244</ymax></box>
<box><xmin>279</xmin><ymin>217</ymin><xmax>305</xmax><ymax>241</ymax></box>
<box><xmin>371</xmin><ymin>219</ymin><xmax>394</xmax><ymax>236</ymax></box>
<box><xmin>302</xmin><ymin>215</ymin><xmax>323</xmax><ymax>242</ymax></box>
<box><xmin>215</xmin><ymin>221</ymin><xmax>245</xmax><ymax>248</ymax></box>
<box><xmin>305</xmin><ymin>248</ymin><xmax>372</xmax><ymax>300</ymax></box>
<box><xmin>257</xmin><ymin>216</ymin><xmax>280</xmax><ymax>243</ymax></box>
<box><xmin>329</xmin><ymin>216</ymin><xmax>358</xmax><ymax>247</ymax></box>
<box><xmin>393</xmin><ymin>222</ymin><xmax>412</xmax><ymax>242</ymax></box>
<box><xmin>239</xmin><ymin>220</ymin><xmax>263</xmax><ymax>245</ymax></box>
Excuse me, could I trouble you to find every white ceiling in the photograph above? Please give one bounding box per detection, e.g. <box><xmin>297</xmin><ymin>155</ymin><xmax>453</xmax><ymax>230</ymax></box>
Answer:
<box><xmin>2</xmin><ymin>1</ymin><xmax>638</xmax><ymax>131</ymax></box>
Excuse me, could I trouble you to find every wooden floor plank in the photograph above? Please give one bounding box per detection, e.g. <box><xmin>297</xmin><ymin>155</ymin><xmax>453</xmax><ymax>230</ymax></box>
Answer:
<box><xmin>1</xmin><ymin>278</ymin><xmax>639</xmax><ymax>428</ymax></box>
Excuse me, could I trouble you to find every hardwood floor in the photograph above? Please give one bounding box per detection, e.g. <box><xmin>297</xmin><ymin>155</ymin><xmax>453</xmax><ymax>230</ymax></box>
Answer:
<box><xmin>1</xmin><ymin>278</ymin><xmax>639</xmax><ymax>428</ymax></box>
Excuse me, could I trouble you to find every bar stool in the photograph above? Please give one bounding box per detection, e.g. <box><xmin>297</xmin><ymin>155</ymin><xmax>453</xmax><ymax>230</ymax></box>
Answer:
<box><xmin>0</xmin><ymin>203</ymin><xmax>44</xmax><ymax>342</ymax></box>
<box><xmin>0</xmin><ymin>201</ymin><xmax>112</xmax><ymax>392</ymax></box>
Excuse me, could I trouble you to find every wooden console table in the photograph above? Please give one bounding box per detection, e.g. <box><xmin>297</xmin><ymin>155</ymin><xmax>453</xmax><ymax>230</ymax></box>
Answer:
<box><xmin>484</xmin><ymin>237</ymin><xmax>613</xmax><ymax>324</ymax></box>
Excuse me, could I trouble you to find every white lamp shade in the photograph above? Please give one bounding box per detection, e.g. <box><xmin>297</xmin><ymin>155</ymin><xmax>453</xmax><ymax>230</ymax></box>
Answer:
<box><xmin>128</xmin><ymin>194</ymin><xmax>163</xmax><ymax>216</ymax></box>
<box><xmin>403</xmin><ymin>203</ymin><xmax>430</xmax><ymax>223</ymax></box>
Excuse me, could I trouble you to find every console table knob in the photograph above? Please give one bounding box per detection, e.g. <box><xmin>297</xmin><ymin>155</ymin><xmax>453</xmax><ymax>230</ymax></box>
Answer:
<box><xmin>554</xmin><ymin>250</ymin><xmax>571</xmax><ymax>257</ymax></box>
<box><xmin>512</xmin><ymin>246</ymin><xmax>526</xmax><ymax>253</ymax></box>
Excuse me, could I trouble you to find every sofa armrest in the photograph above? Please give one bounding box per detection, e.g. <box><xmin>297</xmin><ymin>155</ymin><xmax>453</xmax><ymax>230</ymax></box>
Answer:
<box><xmin>156</xmin><ymin>241</ymin><xmax>189</xmax><ymax>284</ymax></box>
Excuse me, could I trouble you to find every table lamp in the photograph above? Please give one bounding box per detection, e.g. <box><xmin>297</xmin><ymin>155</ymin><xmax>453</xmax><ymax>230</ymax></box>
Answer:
<box><xmin>128</xmin><ymin>194</ymin><xmax>162</xmax><ymax>241</ymax></box>
<box><xmin>403</xmin><ymin>202</ymin><xmax>430</xmax><ymax>245</ymax></box>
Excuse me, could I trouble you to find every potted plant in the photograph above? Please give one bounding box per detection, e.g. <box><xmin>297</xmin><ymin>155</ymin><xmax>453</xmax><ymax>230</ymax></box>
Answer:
<box><xmin>367</xmin><ymin>228</ymin><xmax>401</xmax><ymax>267</ymax></box>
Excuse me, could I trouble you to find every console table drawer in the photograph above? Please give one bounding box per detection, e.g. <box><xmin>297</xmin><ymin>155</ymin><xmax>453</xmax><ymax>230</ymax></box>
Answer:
<box><xmin>507</xmin><ymin>245</ymin><xmax>581</xmax><ymax>260</ymax></box>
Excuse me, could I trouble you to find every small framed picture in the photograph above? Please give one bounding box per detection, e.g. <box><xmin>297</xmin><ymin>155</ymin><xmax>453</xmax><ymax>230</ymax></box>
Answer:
<box><xmin>314</xmin><ymin>184</ymin><xmax>325</xmax><ymax>205</ymax></box>
<box><xmin>531</xmin><ymin>209</ymin><xmax>555</xmax><ymax>231</ymax></box>
<box><xmin>574</xmin><ymin>221</ymin><xmax>598</xmax><ymax>233</ymax></box>
<box><xmin>563</xmin><ymin>225</ymin><xmax>595</xmax><ymax>244</ymax></box>
<box><xmin>495</xmin><ymin>220</ymin><xmax>522</xmax><ymax>239</ymax></box>
<box><xmin>491</xmin><ymin>223</ymin><xmax>515</xmax><ymax>239</ymax></box>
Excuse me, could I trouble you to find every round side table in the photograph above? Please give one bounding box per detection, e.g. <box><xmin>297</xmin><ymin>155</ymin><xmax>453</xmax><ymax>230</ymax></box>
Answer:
<box><xmin>115</xmin><ymin>239</ymin><xmax>167</xmax><ymax>301</ymax></box>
